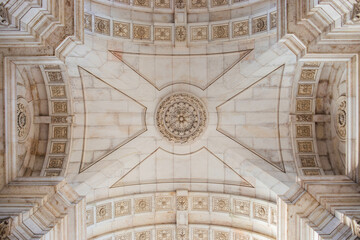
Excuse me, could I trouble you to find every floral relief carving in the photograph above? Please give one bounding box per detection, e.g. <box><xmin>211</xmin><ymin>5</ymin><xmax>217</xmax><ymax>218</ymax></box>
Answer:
<box><xmin>335</xmin><ymin>96</ymin><xmax>346</xmax><ymax>140</ymax></box>
<box><xmin>0</xmin><ymin>3</ymin><xmax>9</xmax><ymax>25</ymax></box>
<box><xmin>233</xmin><ymin>21</ymin><xmax>249</xmax><ymax>37</ymax></box>
<box><xmin>296</xmin><ymin>125</ymin><xmax>312</xmax><ymax>138</ymax></box>
<box><xmin>50</xmin><ymin>86</ymin><xmax>66</xmax><ymax>98</ymax></box>
<box><xmin>47</xmin><ymin>72</ymin><xmax>63</xmax><ymax>82</ymax></box>
<box><xmin>17</xmin><ymin>99</ymin><xmax>30</xmax><ymax>142</ymax></box>
<box><xmin>352</xmin><ymin>0</ymin><xmax>360</xmax><ymax>22</ymax></box>
<box><xmin>176</xmin><ymin>26</ymin><xmax>187</xmax><ymax>41</ymax></box>
<box><xmin>303</xmin><ymin>169</ymin><xmax>321</xmax><ymax>175</ymax></box>
<box><xmin>212</xmin><ymin>197</ymin><xmax>230</xmax><ymax>212</ymax></box>
<box><xmin>299</xmin><ymin>155</ymin><xmax>317</xmax><ymax>167</ymax></box>
<box><xmin>253</xmin><ymin>203</ymin><xmax>268</xmax><ymax>221</ymax></box>
<box><xmin>191</xmin><ymin>26</ymin><xmax>208</xmax><ymax>41</ymax></box>
<box><xmin>115</xmin><ymin>200</ymin><xmax>131</xmax><ymax>216</ymax></box>
<box><xmin>136</xmin><ymin>231</ymin><xmax>151</xmax><ymax>240</ymax></box>
<box><xmin>133</xmin><ymin>24</ymin><xmax>151</xmax><ymax>40</ymax></box>
<box><xmin>177</xmin><ymin>228</ymin><xmax>189</xmax><ymax>240</ymax></box>
<box><xmin>52</xmin><ymin>102</ymin><xmax>68</xmax><ymax>114</ymax></box>
<box><xmin>300</xmin><ymin>69</ymin><xmax>317</xmax><ymax>81</ymax></box>
<box><xmin>212</xmin><ymin>24</ymin><xmax>229</xmax><ymax>39</ymax></box>
<box><xmin>135</xmin><ymin>197</ymin><xmax>152</xmax><ymax>213</ymax></box>
<box><xmin>115</xmin><ymin>233</ymin><xmax>132</xmax><ymax>240</ymax></box>
<box><xmin>86</xmin><ymin>209</ymin><xmax>94</xmax><ymax>226</ymax></box>
<box><xmin>175</xmin><ymin>0</ymin><xmax>186</xmax><ymax>8</ymax></box>
<box><xmin>270</xmin><ymin>12</ymin><xmax>277</xmax><ymax>29</ymax></box>
<box><xmin>296</xmin><ymin>99</ymin><xmax>312</xmax><ymax>112</ymax></box>
<box><xmin>214</xmin><ymin>231</ymin><xmax>229</xmax><ymax>240</ymax></box>
<box><xmin>51</xmin><ymin>142</ymin><xmax>66</xmax><ymax>154</ymax></box>
<box><xmin>155</xmin><ymin>196</ymin><xmax>172</xmax><ymax>210</ymax></box>
<box><xmin>48</xmin><ymin>157</ymin><xmax>64</xmax><ymax>168</ymax></box>
<box><xmin>134</xmin><ymin>0</ymin><xmax>151</xmax><ymax>7</ymax></box>
<box><xmin>296</xmin><ymin>114</ymin><xmax>313</xmax><ymax>122</ymax></box>
<box><xmin>234</xmin><ymin>199</ymin><xmax>250</xmax><ymax>216</ymax></box>
<box><xmin>155</xmin><ymin>0</ymin><xmax>171</xmax><ymax>8</ymax></box>
<box><xmin>177</xmin><ymin>196</ymin><xmax>188</xmax><ymax>210</ymax></box>
<box><xmin>53</xmin><ymin>126</ymin><xmax>68</xmax><ymax>139</ymax></box>
<box><xmin>156</xmin><ymin>229</ymin><xmax>172</xmax><ymax>240</ymax></box>
<box><xmin>192</xmin><ymin>196</ymin><xmax>209</xmax><ymax>210</ymax></box>
<box><xmin>297</xmin><ymin>140</ymin><xmax>314</xmax><ymax>153</ymax></box>
<box><xmin>252</xmin><ymin>15</ymin><xmax>267</xmax><ymax>33</ymax></box>
<box><xmin>298</xmin><ymin>84</ymin><xmax>313</xmax><ymax>96</ymax></box>
<box><xmin>212</xmin><ymin>0</ymin><xmax>228</xmax><ymax>7</ymax></box>
<box><xmin>94</xmin><ymin>16</ymin><xmax>110</xmax><ymax>35</ymax></box>
<box><xmin>114</xmin><ymin>21</ymin><xmax>130</xmax><ymax>39</ymax></box>
<box><xmin>156</xmin><ymin>93</ymin><xmax>207</xmax><ymax>144</ymax></box>
<box><xmin>84</xmin><ymin>13</ymin><xmax>92</xmax><ymax>31</ymax></box>
<box><xmin>0</xmin><ymin>218</ymin><xmax>11</xmax><ymax>238</ymax></box>
<box><xmin>96</xmin><ymin>203</ymin><xmax>112</xmax><ymax>222</ymax></box>
<box><xmin>155</xmin><ymin>27</ymin><xmax>172</xmax><ymax>41</ymax></box>
<box><xmin>190</xmin><ymin>0</ymin><xmax>207</xmax><ymax>8</ymax></box>
<box><xmin>193</xmin><ymin>228</ymin><xmax>209</xmax><ymax>240</ymax></box>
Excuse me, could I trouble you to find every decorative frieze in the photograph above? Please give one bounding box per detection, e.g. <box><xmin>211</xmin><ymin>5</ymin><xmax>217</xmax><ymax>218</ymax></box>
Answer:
<box><xmin>212</xmin><ymin>197</ymin><xmax>230</xmax><ymax>212</ymax></box>
<box><xmin>135</xmin><ymin>197</ymin><xmax>152</xmax><ymax>213</ymax></box>
<box><xmin>156</xmin><ymin>229</ymin><xmax>172</xmax><ymax>240</ymax></box>
<box><xmin>190</xmin><ymin>0</ymin><xmax>207</xmax><ymax>8</ymax></box>
<box><xmin>115</xmin><ymin>233</ymin><xmax>132</xmax><ymax>240</ymax></box>
<box><xmin>115</xmin><ymin>200</ymin><xmax>132</xmax><ymax>216</ymax></box>
<box><xmin>155</xmin><ymin>196</ymin><xmax>172</xmax><ymax>210</ymax></box>
<box><xmin>212</xmin><ymin>24</ymin><xmax>229</xmax><ymax>40</ymax></box>
<box><xmin>50</xmin><ymin>142</ymin><xmax>66</xmax><ymax>154</ymax></box>
<box><xmin>302</xmin><ymin>169</ymin><xmax>321</xmax><ymax>175</ymax></box>
<box><xmin>133</xmin><ymin>24</ymin><xmax>151</xmax><ymax>40</ymax></box>
<box><xmin>190</xmin><ymin>26</ymin><xmax>208</xmax><ymax>41</ymax></box>
<box><xmin>47</xmin><ymin>71</ymin><xmax>63</xmax><ymax>82</ymax></box>
<box><xmin>212</xmin><ymin>0</ymin><xmax>228</xmax><ymax>7</ymax></box>
<box><xmin>233</xmin><ymin>199</ymin><xmax>250</xmax><ymax>216</ymax></box>
<box><xmin>53</xmin><ymin>126</ymin><xmax>68</xmax><ymax>139</ymax></box>
<box><xmin>296</xmin><ymin>125</ymin><xmax>312</xmax><ymax>138</ymax></box>
<box><xmin>86</xmin><ymin>209</ymin><xmax>94</xmax><ymax>226</ymax></box>
<box><xmin>155</xmin><ymin>26</ymin><xmax>172</xmax><ymax>41</ymax></box>
<box><xmin>96</xmin><ymin>203</ymin><xmax>112</xmax><ymax>222</ymax></box>
<box><xmin>300</xmin><ymin>69</ymin><xmax>317</xmax><ymax>81</ymax></box>
<box><xmin>214</xmin><ymin>230</ymin><xmax>229</xmax><ymax>240</ymax></box>
<box><xmin>51</xmin><ymin>116</ymin><xmax>68</xmax><ymax>123</ymax></box>
<box><xmin>52</xmin><ymin>101</ymin><xmax>68</xmax><ymax>114</ymax></box>
<box><xmin>94</xmin><ymin>16</ymin><xmax>110</xmax><ymax>35</ymax></box>
<box><xmin>296</xmin><ymin>99</ymin><xmax>312</xmax><ymax>112</ymax></box>
<box><xmin>48</xmin><ymin>157</ymin><xmax>64</xmax><ymax>168</ymax></box>
<box><xmin>193</xmin><ymin>228</ymin><xmax>209</xmax><ymax>240</ymax></box>
<box><xmin>175</xmin><ymin>0</ymin><xmax>186</xmax><ymax>8</ymax></box>
<box><xmin>253</xmin><ymin>203</ymin><xmax>268</xmax><ymax>221</ymax></box>
<box><xmin>17</xmin><ymin>99</ymin><xmax>30</xmax><ymax>141</ymax></box>
<box><xmin>134</xmin><ymin>0</ymin><xmax>151</xmax><ymax>7</ymax></box>
<box><xmin>296</xmin><ymin>114</ymin><xmax>313</xmax><ymax>122</ymax></box>
<box><xmin>45</xmin><ymin>171</ymin><xmax>61</xmax><ymax>176</ymax></box>
<box><xmin>297</xmin><ymin>140</ymin><xmax>314</xmax><ymax>153</ymax></box>
<box><xmin>114</xmin><ymin>21</ymin><xmax>130</xmax><ymax>39</ymax></box>
<box><xmin>232</xmin><ymin>20</ymin><xmax>249</xmax><ymax>37</ymax></box>
<box><xmin>234</xmin><ymin>233</ymin><xmax>250</xmax><ymax>240</ymax></box>
<box><xmin>192</xmin><ymin>196</ymin><xmax>209</xmax><ymax>211</ymax></box>
<box><xmin>270</xmin><ymin>12</ymin><xmax>277</xmax><ymax>29</ymax></box>
<box><xmin>297</xmin><ymin>84</ymin><xmax>314</xmax><ymax>96</ymax></box>
<box><xmin>50</xmin><ymin>85</ymin><xmax>66</xmax><ymax>98</ymax></box>
<box><xmin>155</xmin><ymin>0</ymin><xmax>171</xmax><ymax>8</ymax></box>
<box><xmin>136</xmin><ymin>231</ymin><xmax>151</xmax><ymax>240</ymax></box>
<box><xmin>175</xmin><ymin>26</ymin><xmax>187</xmax><ymax>41</ymax></box>
<box><xmin>176</xmin><ymin>228</ymin><xmax>189</xmax><ymax>240</ymax></box>
<box><xmin>335</xmin><ymin>96</ymin><xmax>346</xmax><ymax>140</ymax></box>
<box><xmin>177</xmin><ymin>196</ymin><xmax>188</xmax><ymax>210</ymax></box>
<box><xmin>252</xmin><ymin>15</ymin><xmax>267</xmax><ymax>33</ymax></box>
<box><xmin>299</xmin><ymin>155</ymin><xmax>317</xmax><ymax>167</ymax></box>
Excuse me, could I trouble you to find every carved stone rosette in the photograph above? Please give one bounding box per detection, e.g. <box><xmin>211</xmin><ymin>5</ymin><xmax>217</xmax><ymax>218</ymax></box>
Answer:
<box><xmin>335</xmin><ymin>96</ymin><xmax>346</xmax><ymax>141</ymax></box>
<box><xmin>156</xmin><ymin>93</ymin><xmax>207</xmax><ymax>144</ymax></box>
<box><xmin>16</xmin><ymin>98</ymin><xmax>31</xmax><ymax>142</ymax></box>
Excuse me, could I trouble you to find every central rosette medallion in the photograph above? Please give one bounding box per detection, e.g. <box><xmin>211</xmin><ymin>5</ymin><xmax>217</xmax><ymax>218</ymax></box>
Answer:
<box><xmin>156</xmin><ymin>93</ymin><xmax>207</xmax><ymax>144</ymax></box>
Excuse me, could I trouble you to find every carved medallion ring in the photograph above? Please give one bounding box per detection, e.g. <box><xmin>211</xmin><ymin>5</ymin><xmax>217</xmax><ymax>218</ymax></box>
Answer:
<box><xmin>156</xmin><ymin>93</ymin><xmax>207</xmax><ymax>144</ymax></box>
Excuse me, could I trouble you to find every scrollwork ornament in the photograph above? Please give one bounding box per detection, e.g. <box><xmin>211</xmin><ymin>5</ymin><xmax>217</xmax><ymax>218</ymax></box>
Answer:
<box><xmin>17</xmin><ymin>98</ymin><xmax>31</xmax><ymax>142</ymax></box>
<box><xmin>0</xmin><ymin>218</ymin><xmax>12</xmax><ymax>239</ymax></box>
<box><xmin>335</xmin><ymin>96</ymin><xmax>347</xmax><ymax>141</ymax></box>
<box><xmin>156</xmin><ymin>93</ymin><xmax>207</xmax><ymax>144</ymax></box>
<box><xmin>0</xmin><ymin>3</ymin><xmax>9</xmax><ymax>26</ymax></box>
<box><xmin>352</xmin><ymin>0</ymin><xmax>360</xmax><ymax>22</ymax></box>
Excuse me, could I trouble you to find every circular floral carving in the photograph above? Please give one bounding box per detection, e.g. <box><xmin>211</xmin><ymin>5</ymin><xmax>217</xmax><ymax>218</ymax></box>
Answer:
<box><xmin>335</xmin><ymin>96</ymin><xmax>346</xmax><ymax>141</ymax></box>
<box><xmin>17</xmin><ymin>98</ymin><xmax>31</xmax><ymax>142</ymax></box>
<box><xmin>156</xmin><ymin>93</ymin><xmax>207</xmax><ymax>144</ymax></box>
